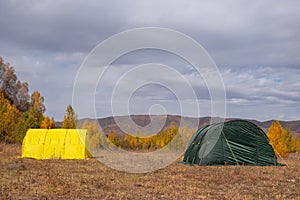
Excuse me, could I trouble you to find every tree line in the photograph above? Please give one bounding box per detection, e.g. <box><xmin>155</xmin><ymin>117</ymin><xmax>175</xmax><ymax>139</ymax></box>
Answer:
<box><xmin>0</xmin><ymin>57</ymin><xmax>55</xmax><ymax>143</ymax></box>
<box><xmin>81</xmin><ymin>119</ymin><xmax>194</xmax><ymax>152</ymax></box>
<box><xmin>0</xmin><ymin>57</ymin><xmax>88</xmax><ymax>143</ymax></box>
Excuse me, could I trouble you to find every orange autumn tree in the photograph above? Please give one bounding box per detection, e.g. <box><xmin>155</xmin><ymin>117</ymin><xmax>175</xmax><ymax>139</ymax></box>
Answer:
<box><xmin>40</xmin><ymin>116</ymin><xmax>55</xmax><ymax>129</ymax></box>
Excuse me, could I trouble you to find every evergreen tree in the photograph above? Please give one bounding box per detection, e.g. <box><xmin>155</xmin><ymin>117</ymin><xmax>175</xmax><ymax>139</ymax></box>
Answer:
<box><xmin>16</xmin><ymin>112</ymin><xmax>38</xmax><ymax>143</ymax></box>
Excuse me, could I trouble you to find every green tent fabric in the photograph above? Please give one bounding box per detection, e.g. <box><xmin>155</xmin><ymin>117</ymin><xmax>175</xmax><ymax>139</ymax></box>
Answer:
<box><xmin>183</xmin><ymin>120</ymin><xmax>279</xmax><ymax>166</ymax></box>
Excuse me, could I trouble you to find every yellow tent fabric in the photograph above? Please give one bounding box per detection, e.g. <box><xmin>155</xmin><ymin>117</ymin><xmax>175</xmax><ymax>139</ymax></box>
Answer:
<box><xmin>22</xmin><ymin>129</ymin><xmax>48</xmax><ymax>159</ymax></box>
<box><xmin>64</xmin><ymin>129</ymin><xmax>88</xmax><ymax>159</ymax></box>
<box><xmin>43</xmin><ymin>129</ymin><xmax>67</xmax><ymax>159</ymax></box>
<box><xmin>22</xmin><ymin>129</ymin><xmax>89</xmax><ymax>159</ymax></box>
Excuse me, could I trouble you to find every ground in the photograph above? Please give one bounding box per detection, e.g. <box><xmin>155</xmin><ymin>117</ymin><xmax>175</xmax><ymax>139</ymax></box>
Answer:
<box><xmin>0</xmin><ymin>144</ymin><xmax>299</xmax><ymax>199</ymax></box>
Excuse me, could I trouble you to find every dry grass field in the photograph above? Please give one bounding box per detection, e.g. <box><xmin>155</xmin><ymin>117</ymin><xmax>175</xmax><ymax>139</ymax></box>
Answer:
<box><xmin>0</xmin><ymin>144</ymin><xmax>299</xmax><ymax>199</ymax></box>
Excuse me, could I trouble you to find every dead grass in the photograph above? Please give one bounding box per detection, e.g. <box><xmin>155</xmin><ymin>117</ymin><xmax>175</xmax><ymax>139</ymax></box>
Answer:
<box><xmin>0</xmin><ymin>143</ymin><xmax>299</xmax><ymax>199</ymax></box>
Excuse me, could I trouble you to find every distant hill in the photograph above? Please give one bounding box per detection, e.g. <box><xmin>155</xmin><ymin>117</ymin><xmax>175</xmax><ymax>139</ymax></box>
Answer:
<box><xmin>58</xmin><ymin>115</ymin><xmax>300</xmax><ymax>136</ymax></box>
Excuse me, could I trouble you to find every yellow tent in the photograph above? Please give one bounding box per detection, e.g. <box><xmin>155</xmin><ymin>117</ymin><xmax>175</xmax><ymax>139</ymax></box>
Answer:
<box><xmin>22</xmin><ymin>129</ymin><xmax>89</xmax><ymax>159</ymax></box>
<box><xmin>21</xmin><ymin>129</ymin><xmax>48</xmax><ymax>159</ymax></box>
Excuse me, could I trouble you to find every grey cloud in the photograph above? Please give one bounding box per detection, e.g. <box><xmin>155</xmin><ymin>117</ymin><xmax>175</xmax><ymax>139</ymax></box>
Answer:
<box><xmin>0</xmin><ymin>0</ymin><xmax>299</xmax><ymax>120</ymax></box>
<box><xmin>1</xmin><ymin>0</ymin><xmax>299</xmax><ymax>68</ymax></box>
<box><xmin>0</xmin><ymin>0</ymin><xmax>126</xmax><ymax>53</ymax></box>
<box><xmin>223</xmin><ymin>66</ymin><xmax>300</xmax><ymax>120</ymax></box>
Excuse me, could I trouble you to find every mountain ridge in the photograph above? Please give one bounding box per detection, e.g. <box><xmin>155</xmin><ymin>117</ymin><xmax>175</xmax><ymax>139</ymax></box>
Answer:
<box><xmin>56</xmin><ymin>115</ymin><xmax>300</xmax><ymax>136</ymax></box>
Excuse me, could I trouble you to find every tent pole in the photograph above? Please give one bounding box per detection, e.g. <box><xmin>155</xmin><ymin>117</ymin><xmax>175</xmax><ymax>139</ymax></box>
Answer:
<box><xmin>222</xmin><ymin>131</ymin><xmax>239</xmax><ymax>165</ymax></box>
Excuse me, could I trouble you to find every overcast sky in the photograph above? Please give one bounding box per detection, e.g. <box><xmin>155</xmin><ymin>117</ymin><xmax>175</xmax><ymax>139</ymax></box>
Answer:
<box><xmin>0</xmin><ymin>0</ymin><xmax>299</xmax><ymax>121</ymax></box>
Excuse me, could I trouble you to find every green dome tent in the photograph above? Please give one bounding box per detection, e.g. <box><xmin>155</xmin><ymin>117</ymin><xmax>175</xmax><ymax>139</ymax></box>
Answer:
<box><xmin>183</xmin><ymin>120</ymin><xmax>279</xmax><ymax>166</ymax></box>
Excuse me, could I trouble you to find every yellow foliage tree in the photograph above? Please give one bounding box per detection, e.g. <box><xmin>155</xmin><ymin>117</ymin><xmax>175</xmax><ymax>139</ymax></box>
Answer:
<box><xmin>267</xmin><ymin>120</ymin><xmax>294</xmax><ymax>157</ymax></box>
<box><xmin>40</xmin><ymin>116</ymin><xmax>55</xmax><ymax>129</ymax></box>
<box><xmin>62</xmin><ymin>105</ymin><xmax>78</xmax><ymax>128</ymax></box>
<box><xmin>107</xmin><ymin>130</ymin><xmax>116</xmax><ymax>144</ymax></box>
<box><xmin>81</xmin><ymin>119</ymin><xmax>90</xmax><ymax>130</ymax></box>
<box><xmin>50</xmin><ymin>117</ymin><xmax>56</xmax><ymax>128</ymax></box>
<box><xmin>30</xmin><ymin>90</ymin><xmax>45</xmax><ymax>123</ymax></box>
<box><xmin>83</xmin><ymin>119</ymin><xmax>106</xmax><ymax>149</ymax></box>
<box><xmin>292</xmin><ymin>134</ymin><xmax>300</xmax><ymax>151</ymax></box>
<box><xmin>282</xmin><ymin>126</ymin><xmax>293</xmax><ymax>152</ymax></box>
<box><xmin>0</xmin><ymin>89</ymin><xmax>20</xmax><ymax>142</ymax></box>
